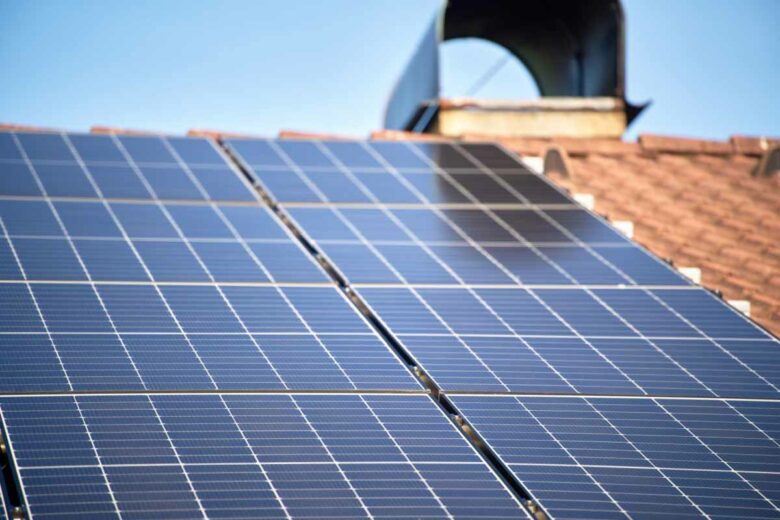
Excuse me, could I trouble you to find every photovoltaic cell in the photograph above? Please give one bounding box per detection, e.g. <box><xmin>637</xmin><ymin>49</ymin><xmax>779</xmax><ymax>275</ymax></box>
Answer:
<box><xmin>0</xmin><ymin>394</ymin><xmax>530</xmax><ymax>519</ymax></box>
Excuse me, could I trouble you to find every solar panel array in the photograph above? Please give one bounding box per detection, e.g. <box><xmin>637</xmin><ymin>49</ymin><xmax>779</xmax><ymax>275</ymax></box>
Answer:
<box><xmin>0</xmin><ymin>131</ymin><xmax>778</xmax><ymax>519</ymax></box>
<box><xmin>225</xmin><ymin>137</ymin><xmax>780</xmax><ymax>519</ymax></box>
<box><xmin>0</xmin><ymin>131</ymin><xmax>530</xmax><ymax>519</ymax></box>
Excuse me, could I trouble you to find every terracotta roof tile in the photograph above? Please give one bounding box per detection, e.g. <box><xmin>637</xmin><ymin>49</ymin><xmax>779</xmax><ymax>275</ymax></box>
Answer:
<box><xmin>90</xmin><ymin>125</ymin><xmax>163</xmax><ymax>135</ymax></box>
<box><xmin>639</xmin><ymin>133</ymin><xmax>734</xmax><ymax>155</ymax></box>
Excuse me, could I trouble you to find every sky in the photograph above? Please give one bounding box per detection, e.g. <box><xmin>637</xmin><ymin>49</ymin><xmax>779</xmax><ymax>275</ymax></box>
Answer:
<box><xmin>1</xmin><ymin>0</ymin><xmax>777</xmax><ymax>140</ymax></box>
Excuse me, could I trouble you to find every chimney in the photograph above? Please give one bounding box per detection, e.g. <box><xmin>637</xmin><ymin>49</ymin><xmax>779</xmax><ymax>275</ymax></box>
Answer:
<box><xmin>384</xmin><ymin>0</ymin><xmax>646</xmax><ymax>139</ymax></box>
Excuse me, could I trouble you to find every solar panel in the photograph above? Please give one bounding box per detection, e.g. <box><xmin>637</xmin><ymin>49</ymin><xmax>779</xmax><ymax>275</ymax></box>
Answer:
<box><xmin>450</xmin><ymin>395</ymin><xmax>780</xmax><ymax>519</ymax></box>
<box><xmin>0</xmin><ymin>394</ymin><xmax>530</xmax><ymax>519</ymax></box>
<box><xmin>3</xmin><ymin>132</ymin><xmax>779</xmax><ymax>519</ymax></box>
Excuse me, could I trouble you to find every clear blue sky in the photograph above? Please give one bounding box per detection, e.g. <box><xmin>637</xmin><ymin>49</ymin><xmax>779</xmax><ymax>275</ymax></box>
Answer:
<box><xmin>1</xmin><ymin>0</ymin><xmax>777</xmax><ymax>140</ymax></box>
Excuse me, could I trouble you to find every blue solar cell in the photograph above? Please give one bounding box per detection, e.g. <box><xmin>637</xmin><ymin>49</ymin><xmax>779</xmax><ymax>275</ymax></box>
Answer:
<box><xmin>428</xmin><ymin>244</ymin><xmax>514</xmax><ymax>284</ymax></box>
<box><xmin>253</xmin><ymin>334</ymin><xmax>359</xmax><ymax>389</ymax></box>
<box><xmin>189</xmin><ymin>166</ymin><xmax>256</xmax><ymax>201</ymax></box>
<box><xmin>277</xmin><ymin>139</ymin><xmax>335</xmax><ymax>168</ymax></box>
<box><xmin>218</xmin><ymin>205</ymin><xmax>291</xmax><ymax>240</ymax></box>
<box><xmin>398</xmin><ymin>171</ymin><xmax>471</xmax><ymax>203</ymax></box>
<box><xmin>0</xmin><ymin>335</ymin><xmax>69</xmax><ymax>392</ymax></box>
<box><xmin>389</xmin><ymin>208</ymin><xmax>466</xmax><ymax>242</ymax></box>
<box><xmin>53</xmin><ymin>334</ymin><xmax>157</xmax><ymax>390</ymax></box>
<box><xmin>304</xmin><ymin>169</ymin><xmax>372</xmax><ymax>203</ymax></box>
<box><xmin>593</xmin><ymin>288</ymin><xmax>698</xmax><ymax>337</ymax></box>
<box><xmin>73</xmin><ymin>239</ymin><xmax>150</xmax><ymax>281</ymax></box>
<box><xmin>86</xmin><ymin>164</ymin><xmax>151</xmax><ymax>199</ymax></box>
<box><xmin>535</xmin><ymin>288</ymin><xmax>636</xmax><ymax>336</ymax></box>
<box><xmin>110</xmin><ymin>202</ymin><xmax>179</xmax><ymax>238</ymax></box>
<box><xmin>247</xmin><ymin>242</ymin><xmax>328</xmax><ymax>283</ymax></box>
<box><xmin>167</xmin><ymin>137</ymin><xmax>225</xmax><ymax>165</ymax></box>
<box><xmin>497</xmin><ymin>173</ymin><xmax>572</xmax><ymax>204</ymax></box>
<box><xmin>134</xmin><ymin>240</ymin><xmax>211</xmax><ymax>281</ymax></box>
<box><xmin>320</xmin><ymin>243</ymin><xmax>401</xmax><ymax>283</ymax></box>
<box><xmin>137</xmin><ymin>165</ymin><xmax>204</xmax><ymax>200</ymax></box>
<box><xmin>524</xmin><ymin>337</ymin><xmax>641</xmax><ymax>394</ymax></box>
<box><xmin>16</xmin><ymin>133</ymin><xmax>75</xmax><ymax>161</ymax></box>
<box><xmin>186</xmin><ymin>335</ymin><xmax>284</xmax><ymax>390</ymax></box>
<box><xmin>485</xmin><ymin>246</ymin><xmax>571</xmax><ymax>284</ymax></box>
<box><xmin>125</xmin><ymin>336</ymin><xmax>216</xmax><ymax>390</ymax></box>
<box><xmin>284</xmin><ymin>286</ymin><xmax>372</xmax><ymax>333</ymax></box>
<box><xmin>587</xmin><ymin>337</ymin><xmax>712</xmax><ymax>396</ymax></box>
<box><xmin>475</xmin><ymin>289</ymin><xmax>571</xmax><ymax>336</ymax></box>
<box><xmin>0</xmin><ymin>240</ymin><xmax>22</xmax><ymax>279</ymax></box>
<box><xmin>0</xmin><ymin>284</ymin><xmax>44</xmax><ymax>332</ymax></box>
<box><xmin>165</xmin><ymin>204</ymin><xmax>233</xmax><ymax>238</ymax></box>
<box><xmin>358</xmin><ymin>288</ymin><xmax>450</xmax><ymax>335</ymax></box>
<box><xmin>417</xmin><ymin>288</ymin><xmax>511</xmax><ymax>335</ymax></box>
<box><xmin>33</xmin><ymin>163</ymin><xmax>97</xmax><ymax>197</ymax></box>
<box><xmin>377</xmin><ymin>244</ymin><xmax>459</xmax><ymax>284</ymax></box>
<box><xmin>450</xmin><ymin>173</ymin><xmax>519</xmax><ymax>203</ymax></box>
<box><xmin>252</xmin><ymin>169</ymin><xmax>323</xmax><ymax>202</ymax></box>
<box><xmin>412</xmin><ymin>142</ymin><xmax>477</xmax><ymax>169</ymax></box>
<box><xmin>187</xmin><ymin>464</ymin><xmax>288</xmax><ymax>519</ymax></box>
<box><xmin>494</xmin><ymin>209</ymin><xmax>571</xmax><ymax>243</ymax></box>
<box><xmin>285</xmin><ymin>207</ymin><xmax>357</xmax><ymax>240</ymax></box>
<box><xmin>339</xmin><ymin>208</ymin><xmax>410</xmax><ymax>241</ymax></box>
<box><xmin>0</xmin><ymin>200</ymin><xmax>61</xmax><ymax>236</ymax></box>
<box><xmin>54</xmin><ymin>201</ymin><xmax>121</xmax><ymax>237</ymax></box>
<box><xmin>31</xmin><ymin>283</ymin><xmax>113</xmax><ymax>332</ymax></box>
<box><xmin>0</xmin><ymin>133</ymin><xmax>23</xmax><ymax>160</ymax></box>
<box><xmin>368</xmin><ymin>141</ymin><xmax>431</xmax><ymax>169</ymax></box>
<box><xmin>0</xmin><ymin>162</ymin><xmax>41</xmax><ymax>196</ymax></box>
<box><xmin>323</xmin><ymin>141</ymin><xmax>383</xmax><ymax>168</ymax></box>
<box><xmin>12</xmin><ymin>237</ymin><xmax>85</xmax><ymax>280</ymax></box>
<box><xmin>68</xmin><ymin>134</ymin><xmax>126</xmax><ymax>163</ymax></box>
<box><xmin>160</xmin><ymin>285</ymin><xmax>244</xmax><ymax>333</ymax></box>
<box><xmin>351</xmin><ymin>170</ymin><xmax>423</xmax><ymax>203</ymax></box>
<box><xmin>227</xmin><ymin>139</ymin><xmax>287</xmax><ymax>167</ymax></box>
<box><xmin>444</xmin><ymin>209</ymin><xmax>516</xmax><ymax>242</ymax></box>
<box><xmin>459</xmin><ymin>143</ymin><xmax>519</xmax><ymax>169</ymax></box>
<box><xmin>546</xmin><ymin>209</ymin><xmax>630</xmax><ymax>244</ymax></box>
<box><xmin>219</xmin><ymin>286</ymin><xmax>306</xmax><ymax>333</ymax></box>
<box><xmin>97</xmin><ymin>284</ymin><xmax>180</xmax><ymax>333</ymax></box>
<box><xmin>191</xmin><ymin>241</ymin><xmax>268</xmax><ymax>282</ymax></box>
<box><xmin>539</xmin><ymin>245</ymin><xmax>629</xmax><ymax>284</ymax></box>
<box><xmin>118</xmin><ymin>136</ymin><xmax>176</xmax><ymax>163</ymax></box>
